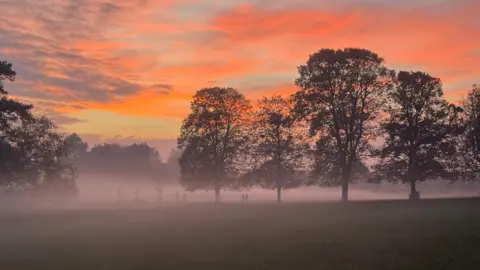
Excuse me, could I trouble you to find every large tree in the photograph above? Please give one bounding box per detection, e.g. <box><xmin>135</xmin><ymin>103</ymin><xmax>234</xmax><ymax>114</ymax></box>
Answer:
<box><xmin>244</xmin><ymin>95</ymin><xmax>310</xmax><ymax>203</ymax></box>
<box><xmin>178</xmin><ymin>87</ymin><xmax>251</xmax><ymax>203</ymax></box>
<box><xmin>373</xmin><ymin>71</ymin><xmax>462</xmax><ymax>200</ymax></box>
<box><xmin>0</xmin><ymin>61</ymin><xmax>78</xmax><ymax>196</ymax></box>
<box><xmin>294</xmin><ymin>48</ymin><xmax>392</xmax><ymax>201</ymax></box>
<box><xmin>459</xmin><ymin>84</ymin><xmax>480</xmax><ymax>175</ymax></box>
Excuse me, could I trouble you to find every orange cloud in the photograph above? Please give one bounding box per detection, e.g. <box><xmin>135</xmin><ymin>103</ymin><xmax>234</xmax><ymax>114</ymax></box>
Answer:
<box><xmin>203</xmin><ymin>1</ymin><xmax>479</xmax><ymax>95</ymax></box>
<box><xmin>2</xmin><ymin>0</ymin><xmax>479</xmax><ymax>141</ymax></box>
<box><xmin>211</xmin><ymin>4</ymin><xmax>359</xmax><ymax>43</ymax></box>
<box><xmin>85</xmin><ymin>88</ymin><xmax>193</xmax><ymax>119</ymax></box>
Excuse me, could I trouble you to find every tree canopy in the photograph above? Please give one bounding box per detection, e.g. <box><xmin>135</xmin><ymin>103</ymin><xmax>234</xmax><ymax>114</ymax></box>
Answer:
<box><xmin>293</xmin><ymin>48</ymin><xmax>393</xmax><ymax>201</ymax></box>
<box><xmin>178</xmin><ymin>87</ymin><xmax>251</xmax><ymax>202</ymax></box>
<box><xmin>373</xmin><ymin>71</ymin><xmax>462</xmax><ymax>200</ymax></box>
<box><xmin>243</xmin><ymin>95</ymin><xmax>310</xmax><ymax>203</ymax></box>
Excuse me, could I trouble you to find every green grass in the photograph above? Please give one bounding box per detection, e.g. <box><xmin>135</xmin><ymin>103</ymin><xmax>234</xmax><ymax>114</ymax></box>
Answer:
<box><xmin>1</xmin><ymin>198</ymin><xmax>480</xmax><ymax>269</ymax></box>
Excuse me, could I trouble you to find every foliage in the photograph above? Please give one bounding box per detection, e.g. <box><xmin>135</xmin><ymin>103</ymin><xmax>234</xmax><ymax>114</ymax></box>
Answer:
<box><xmin>372</xmin><ymin>71</ymin><xmax>463</xmax><ymax>199</ymax></box>
<box><xmin>80</xmin><ymin>142</ymin><xmax>161</xmax><ymax>179</ymax></box>
<box><xmin>1</xmin><ymin>116</ymin><xmax>78</xmax><ymax>195</ymax></box>
<box><xmin>0</xmin><ymin>60</ymin><xmax>16</xmax><ymax>95</ymax></box>
<box><xmin>0</xmin><ymin>61</ymin><xmax>33</xmax><ymax>138</ymax></box>
<box><xmin>243</xmin><ymin>95</ymin><xmax>310</xmax><ymax>202</ymax></box>
<box><xmin>293</xmin><ymin>48</ymin><xmax>393</xmax><ymax>201</ymax></box>
<box><xmin>178</xmin><ymin>87</ymin><xmax>251</xmax><ymax>200</ymax></box>
<box><xmin>0</xmin><ymin>61</ymin><xmax>77</xmax><ymax>196</ymax></box>
<box><xmin>459</xmin><ymin>84</ymin><xmax>480</xmax><ymax>176</ymax></box>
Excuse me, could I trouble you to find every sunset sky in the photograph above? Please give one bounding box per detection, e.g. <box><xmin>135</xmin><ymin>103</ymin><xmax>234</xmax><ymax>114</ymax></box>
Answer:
<box><xmin>1</xmin><ymin>0</ymin><xmax>478</xmax><ymax>158</ymax></box>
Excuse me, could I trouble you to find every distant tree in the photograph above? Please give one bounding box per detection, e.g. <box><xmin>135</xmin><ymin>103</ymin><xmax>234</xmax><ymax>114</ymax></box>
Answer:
<box><xmin>244</xmin><ymin>96</ymin><xmax>310</xmax><ymax>203</ymax></box>
<box><xmin>178</xmin><ymin>87</ymin><xmax>251</xmax><ymax>203</ymax></box>
<box><xmin>163</xmin><ymin>150</ymin><xmax>181</xmax><ymax>182</ymax></box>
<box><xmin>64</xmin><ymin>133</ymin><xmax>88</xmax><ymax>160</ymax></box>
<box><xmin>83</xmin><ymin>142</ymin><xmax>161</xmax><ymax>178</ymax></box>
<box><xmin>293</xmin><ymin>48</ymin><xmax>392</xmax><ymax>201</ymax></box>
<box><xmin>373</xmin><ymin>71</ymin><xmax>462</xmax><ymax>200</ymax></box>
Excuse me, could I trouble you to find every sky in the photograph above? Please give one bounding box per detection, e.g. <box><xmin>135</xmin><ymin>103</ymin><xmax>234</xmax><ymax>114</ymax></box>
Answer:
<box><xmin>0</xmin><ymin>0</ymin><xmax>479</xmax><ymax>158</ymax></box>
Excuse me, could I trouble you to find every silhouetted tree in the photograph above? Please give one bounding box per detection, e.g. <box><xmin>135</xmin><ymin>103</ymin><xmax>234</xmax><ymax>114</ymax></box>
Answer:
<box><xmin>0</xmin><ymin>61</ymin><xmax>16</xmax><ymax>95</ymax></box>
<box><xmin>83</xmin><ymin>142</ymin><xmax>161</xmax><ymax>178</ymax></box>
<box><xmin>1</xmin><ymin>116</ymin><xmax>78</xmax><ymax>195</ymax></box>
<box><xmin>0</xmin><ymin>61</ymin><xmax>33</xmax><ymax>138</ymax></box>
<box><xmin>459</xmin><ymin>85</ymin><xmax>480</xmax><ymax>173</ymax></box>
<box><xmin>293</xmin><ymin>48</ymin><xmax>392</xmax><ymax>201</ymax></box>
<box><xmin>64</xmin><ymin>133</ymin><xmax>88</xmax><ymax>160</ymax></box>
<box><xmin>178</xmin><ymin>87</ymin><xmax>251</xmax><ymax>203</ymax></box>
<box><xmin>373</xmin><ymin>71</ymin><xmax>462</xmax><ymax>200</ymax></box>
<box><xmin>244</xmin><ymin>96</ymin><xmax>310</xmax><ymax>203</ymax></box>
<box><xmin>164</xmin><ymin>150</ymin><xmax>181</xmax><ymax>182</ymax></box>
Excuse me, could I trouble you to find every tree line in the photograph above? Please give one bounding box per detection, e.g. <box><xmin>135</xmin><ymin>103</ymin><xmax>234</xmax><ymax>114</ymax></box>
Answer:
<box><xmin>0</xmin><ymin>61</ymin><xmax>180</xmax><ymax>196</ymax></box>
<box><xmin>178</xmin><ymin>48</ymin><xmax>480</xmax><ymax>203</ymax></box>
<box><xmin>2</xmin><ymin>48</ymin><xmax>480</xmax><ymax>203</ymax></box>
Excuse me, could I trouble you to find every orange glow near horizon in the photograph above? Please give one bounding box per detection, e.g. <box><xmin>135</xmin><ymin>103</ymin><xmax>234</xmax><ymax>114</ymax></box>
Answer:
<box><xmin>1</xmin><ymin>0</ymin><xmax>478</xmax><ymax>154</ymax></box>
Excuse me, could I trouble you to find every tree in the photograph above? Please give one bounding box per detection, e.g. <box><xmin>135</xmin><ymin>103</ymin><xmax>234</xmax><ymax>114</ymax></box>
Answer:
<box><xmin>0</xmin><ymin>60</ymin><xmax>35</xmax><ymax>191</ymax></box>
<box><xmin>1</xmin><ymin>116</ymin><xmax>79</xmax><ymax>195</ymax></box>
<box><xmin>0</xmin><ymin>61</ymin><xmax>33</xmax><ymax>138</ymax></box>
<box><xmin>244</xmin><ymin>95</ymin><xmax>310</xmax><ymax>203</ymax></box>
<box><xmin>163</xmin><ymin>150</ymin><xmax>181</xmax><ymax>182</ymax></box>
<box><xmin>459</xmin><ymin>84</ymin><xmax>480</xmax><ymax>175</ymax></box>
<box><xmin>0</xmin><ymin>61</ymin><xmax>78</xmax><ymax>196</ymax></box>
<box><xmin>0</xmin><ymin>61</ymin><xmax>16</xmax><ymax>95</ymax></box>
<box><xmin>81</xmin><ymin>142</ymin><xmax>161</xmax><ymax>177</ymax></box>
<box><xmin>178</xmin><ymin>87</ymin><xmax>251</xmax><ymax>203</ymax></box>
<box><xmin>293</xmin><ymin>48</ymin><xmax>392</xmax><ymax>201</ymax></box>
<box><xmin>373</xmin><ymin>71</ymin><xmax>462</xmax><ymax>200</ymax></box>
<box><xmin>64</xmin><ymin>133</ymin><xmax>88</xmax><ymax>160</ymax></box>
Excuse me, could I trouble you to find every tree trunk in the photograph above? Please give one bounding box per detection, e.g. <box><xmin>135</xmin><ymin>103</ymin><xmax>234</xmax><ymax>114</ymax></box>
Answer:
<box><xmin>277</xmin><ymin>186</ymin><xmax>282</xmax><ymax>204</ymax></box>
<box><xmin>341</xmin><ymin>181</ymin><xmax>349</xmax><ymax>202</ymax></box>
<box><xmin>409</xmin><ymin>179</ymin><xmax>419</xmax><ymax>201</ymax></box>
<box><xmin>341</xmin><ymin>172</ymin><xmax>349</xmax><ymax>202</ymax></box>
<box><xmin>214</xmin><ymin>187</ymin><xmax>221</xmax><ymax>204</ymax></box>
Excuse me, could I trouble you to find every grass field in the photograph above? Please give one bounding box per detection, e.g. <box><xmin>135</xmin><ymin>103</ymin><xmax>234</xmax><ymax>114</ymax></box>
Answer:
<box><xmin>1</xmin><ymin>198</ymin><xmax>480</xmax><ymax>270</ymax></box>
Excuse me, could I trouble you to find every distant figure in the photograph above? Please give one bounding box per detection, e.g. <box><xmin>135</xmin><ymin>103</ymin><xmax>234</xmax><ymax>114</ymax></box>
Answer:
<box><xmin>245</xmin><ymin>193</ymin><xmax>249</xmax><ymax>203</ymax></box>
<box><xmin>176</xmin><ymin>191</ymin><xmax>180</xmax><ymax>202</ymax></box>
<box><xmin>241</xmin><ymin>194</ymin><xmax>245</xmax><ymax>203</ymax></box>
<box><xmin>182</xmin><ymin>193</ymin><xmax>187</xmax><ymax>202</ymax></box>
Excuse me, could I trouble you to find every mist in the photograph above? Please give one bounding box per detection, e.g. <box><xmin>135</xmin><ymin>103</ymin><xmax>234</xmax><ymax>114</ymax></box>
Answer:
<box><xmin>2</xmin><ymin>173</ymin><xmax>479</xmax><ymax>218</ymax></box>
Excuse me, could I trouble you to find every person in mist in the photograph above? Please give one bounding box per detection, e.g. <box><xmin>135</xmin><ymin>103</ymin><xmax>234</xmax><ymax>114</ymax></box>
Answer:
<box><xmin>241</xmin><ymin>193</ymin><xmax>245</xmax><ymax>203</ymax></box>
<box><xmin>176</xmin><ymin>190</ymin><xmax>180</xmax><ymax>202</ymax></box>
<box><xmin>245</xmin><ymin>193</ymin><xmax>249</xmax><ymax>203</ymax></box>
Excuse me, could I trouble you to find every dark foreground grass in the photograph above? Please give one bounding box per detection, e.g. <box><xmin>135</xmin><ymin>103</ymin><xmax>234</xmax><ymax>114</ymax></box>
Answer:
<box><xmin>1</xmin><ymin>198</ymin><xmax>480</xmax><ymax>270</ymax></box>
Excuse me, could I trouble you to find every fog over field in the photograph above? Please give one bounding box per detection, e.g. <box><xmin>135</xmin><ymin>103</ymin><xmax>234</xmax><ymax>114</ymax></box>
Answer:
<box><xmin>74</xmin><ymin>175</ymin><xmax>480</xmax><ymax>203</ymax></box>
<box><xmin>2</xmin><ymin>174</ymin><xmax>480</xmax><ymax>217</ymax></box>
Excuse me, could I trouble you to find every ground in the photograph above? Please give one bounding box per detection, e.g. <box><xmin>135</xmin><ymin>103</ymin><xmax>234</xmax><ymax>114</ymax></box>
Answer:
<box><xmin>1</xmin><ymin>198</ymin><xmax>480</xmax><ymax>269</ymax></box>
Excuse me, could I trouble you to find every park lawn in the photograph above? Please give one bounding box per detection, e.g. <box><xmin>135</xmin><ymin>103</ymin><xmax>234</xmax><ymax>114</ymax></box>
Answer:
<box><xmin>1</xmin><ymin>198</ymin><xmax>480</xmax><ymax>270</ymax></box>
